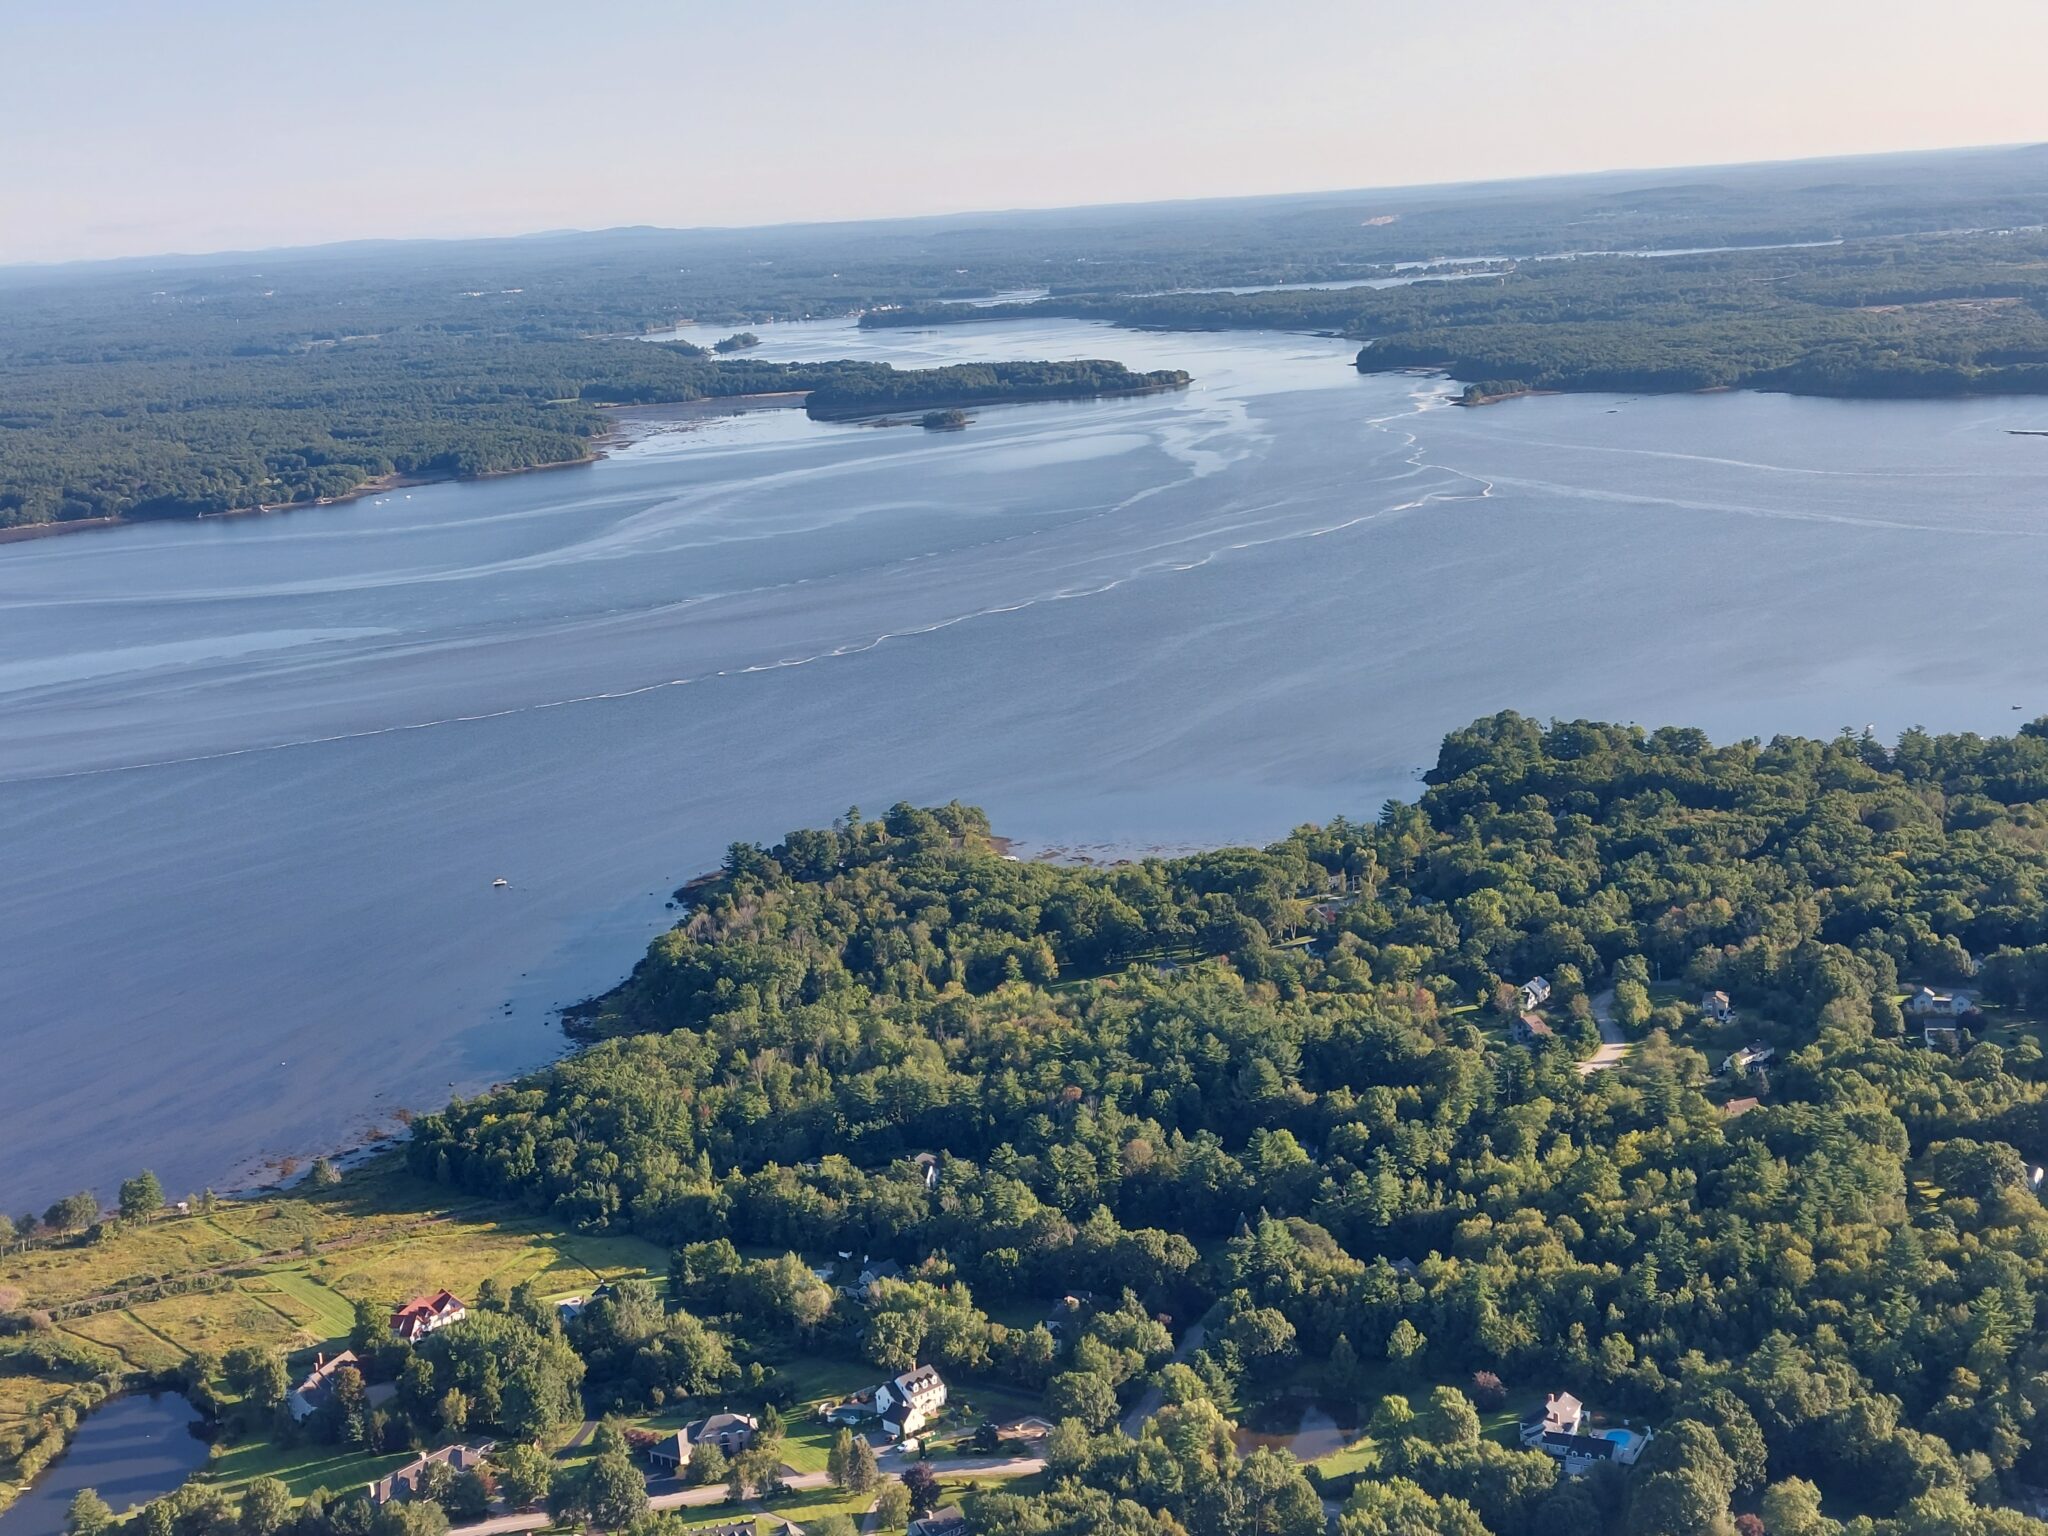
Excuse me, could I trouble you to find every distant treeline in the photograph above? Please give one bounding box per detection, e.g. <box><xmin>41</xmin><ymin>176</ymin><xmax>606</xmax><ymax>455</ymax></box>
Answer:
<box><xmin>803</xmin><ymin>360</ymin><xmax>1189</xmax><ymax>420</ymax></box>
<box><xmin>866</xmin><ymin>232</ymin><xmax>2048</xmax><ymax>399</ymax></box>
<box><xmin>12</xmin><ymin>146</ymin><xmax>2048</xmax><ymax>528</ymax></box>
<box><xmin>0</xmin><ymin>337</ymin><xmax>1185</xmax><ymax>528</ymax></box>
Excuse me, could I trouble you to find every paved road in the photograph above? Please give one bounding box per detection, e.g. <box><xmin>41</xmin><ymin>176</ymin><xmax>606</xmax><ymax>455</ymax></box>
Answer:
<box><xmin>453</xmin><ymin>1454</ymin><xmax>1045</xmax><ymax>1536</ymax></box>
<box><xmin>1577</xmin><ymin>988</ymin><xmax>1632</xmax><ymax>1075</ymax></box>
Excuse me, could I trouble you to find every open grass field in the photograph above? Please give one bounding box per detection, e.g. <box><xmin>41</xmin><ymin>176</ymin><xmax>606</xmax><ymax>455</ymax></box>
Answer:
<box><xmin>1</xmin><ymin>1154</ymin><xmax>669</xmax><ymax>1380</ymax></box>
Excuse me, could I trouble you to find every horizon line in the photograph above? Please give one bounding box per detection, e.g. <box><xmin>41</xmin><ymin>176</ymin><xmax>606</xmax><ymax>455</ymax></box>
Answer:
<box><xmin>9</xmin><ymin>137</ymin><xmax>2042</xmax><ymax>276</ymax></box>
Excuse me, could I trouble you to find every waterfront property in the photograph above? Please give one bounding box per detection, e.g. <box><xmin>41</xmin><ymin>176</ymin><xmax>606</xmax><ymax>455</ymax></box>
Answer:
<box><xmin>286</xmin><ymin>1350</ymin><xmax>359</xmax><ymax>1422</ymax></box>
<box><xmin>389</xmin><ymin>1290</ymin><xmax>467</xmax><ymax>1342</ymax></box>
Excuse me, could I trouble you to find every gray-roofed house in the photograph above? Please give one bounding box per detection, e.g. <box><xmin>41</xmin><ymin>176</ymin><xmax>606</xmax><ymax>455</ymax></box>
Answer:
<box><xmin>646</xmin><ymin>1412</ymin><xmax>759</xmax><ymax>1472</ymax></box>
<box><xmin>367</xmin><ymin>1443</ymin><xmax>494</xmax><ymax>1507</ymax></box>
<box><xmin>288</xmin><ymin>1350</ymin><xmax>360</xmax><ymax>1422</ymax></box>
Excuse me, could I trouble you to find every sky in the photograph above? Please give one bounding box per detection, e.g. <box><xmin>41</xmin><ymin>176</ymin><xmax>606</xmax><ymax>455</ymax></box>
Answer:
<box><xmin>5</xmin><ymin>0</ymin><xmax>2047</xmax><ymax>265</ymax></box>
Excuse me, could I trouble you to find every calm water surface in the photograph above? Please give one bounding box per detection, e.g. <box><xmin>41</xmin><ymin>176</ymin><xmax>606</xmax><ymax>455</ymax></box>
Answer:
<box><xmin>4</xmin><ymin>315</ymin><xmax>2048</xmax><ymax>1206</ymax></box>
<box><xmin>0</xmin><ymin>1395</ymin><xmax>206</xmax><ymax>1536</ymax></box>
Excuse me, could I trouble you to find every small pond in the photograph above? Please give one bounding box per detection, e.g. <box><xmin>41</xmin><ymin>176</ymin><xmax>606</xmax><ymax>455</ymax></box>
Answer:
<box><xmin>1231</xmin><ymin>1398</ymin><xmax>1359</xmax><ymax>1462</ymax></box>
<box><xmin>0</xmin><ymin>1394</ymin><xmax>208</xmax><ymax>1536</ymax></box>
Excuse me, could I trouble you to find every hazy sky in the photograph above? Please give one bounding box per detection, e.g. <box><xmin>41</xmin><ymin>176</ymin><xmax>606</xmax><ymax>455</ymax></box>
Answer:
<box><xmin>6</xmin><ymin>0</ymin><xmax>2047</xmax><ymax>264</ymax></box>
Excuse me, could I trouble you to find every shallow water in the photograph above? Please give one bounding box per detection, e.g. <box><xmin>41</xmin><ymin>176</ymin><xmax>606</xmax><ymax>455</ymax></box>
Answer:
<box><xmin>0</xmin><ymin>1395</ymin><xmax>207</xmax><ymax>1536</ymax></box>
<box><xmin>4</xmin><ymin>313</ymin><xmax>2048</xmax><ymax>1207</ymax></box>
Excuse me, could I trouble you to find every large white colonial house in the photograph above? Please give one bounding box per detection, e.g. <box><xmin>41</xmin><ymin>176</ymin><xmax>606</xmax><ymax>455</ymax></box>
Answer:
<box><xmin>875</xmin><ymin>1364</ymin><xmax>949</xmax><ymax>1438</ymax></box>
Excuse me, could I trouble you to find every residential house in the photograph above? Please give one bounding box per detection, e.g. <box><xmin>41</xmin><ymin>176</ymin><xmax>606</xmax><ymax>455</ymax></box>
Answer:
<box><xmin>389</xmin><ymin>1290</ymin><xmax>467</xmax><ymax>1342</ymax></box>
<box><xmin>1041</xmin><ymin>1292</ymin><xmax>1094</xmax><ymax>1337</ymax></box>
<box><xmin>875</xmin><ymin>1364</ymin><xmax>948</xmax><ymax>1438</ymax></box>
<box><xmin>1519</xmin><ymin>977</ymin><xmax>1552</xmax><ymax>1011</ymax></box>
<box><xmin>1389</xmin><ymin>1257</ymin><xmax>1421</xmax><ymax>1280</ymax></box>
<box><xmin>288</xmin><ymin>1350</ymin><xmax>360</xmax><ymax>1422</ymax></box>
<box><xmin>367</xmin><ymin>1443</ymin><xmax>493</xmax><ymax>1506</ymax></box>
<box><xmin>1519</xmin><ymin>1393</ymin><xmax>1651</xmax><ymax>1474</ymax></box>
<box><xmin>1700</xmin><ymin>990</ymin><xmax>1733</xmax><ymax>1023</ymax></box>
<box><xmin>1925</xmin><ymin>1024</ymin><xmax>1962</xmax><ymax>1051</ymax></box>
<box><xmin>1722</xmin><ymin>1097</ymin><xmax>1762</xmax><ymax>1119</ymax></box>
<box><xmin>1512</xmin><ymin>1013</ymin><xmax>1553</xmax><ymax>1045</ymax></box>
<box><xmin>646</xmin><ymin>1412</ymin><xmax>759</xmax><ymax>1473</ymax></box>
<box><xmin>910</xmin><ymin>1513</ymin><xmax>970</xmax><ymax>1536</ymax></box>
<box><xmin>1907</xmin><ymin>986</ymin><xmax>1971</xmax><ymax>1018</ymax></box>
<box><xmin>683</xmin><ymin>1524</ymin><xmax>756</xmax><ymax>1536</ymax></box>
<box><xmin>856</xmin><ymin>1258</ymin><xmax>904</xmax><ymax>1300</ymax></box>
<box><xmin>1519</xmin><ymin>1392</ymin><xmax>1585</xmax><ymax>1445</ymax></box>
<box><xmin>1722</xmin><ymin>1044</ymin><xmax>1774</xmax><ymax>1077</ymax></box>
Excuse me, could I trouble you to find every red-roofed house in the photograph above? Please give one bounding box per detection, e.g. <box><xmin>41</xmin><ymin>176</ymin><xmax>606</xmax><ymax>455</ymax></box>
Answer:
<box><xmin>390</xmin><ymin>1290</ymin><xmax>467</xmax><ymax>1343</ymax></box>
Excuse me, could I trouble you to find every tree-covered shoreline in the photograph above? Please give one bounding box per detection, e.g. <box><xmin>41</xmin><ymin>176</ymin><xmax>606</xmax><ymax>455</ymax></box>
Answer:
<box><xmin>398</xmin><ymin>711</ymin><xmax>2048</xmax><ymax>1535</ymax></box>
<box><xmin>802</xmin><ymin>360</ymin><xmax>1190</xmax><ymax>421</ymax></box>
<box><xmin>864</xmin><ymin>231</ymin><xmax>2048</xmax><ymax>401</ymax></box>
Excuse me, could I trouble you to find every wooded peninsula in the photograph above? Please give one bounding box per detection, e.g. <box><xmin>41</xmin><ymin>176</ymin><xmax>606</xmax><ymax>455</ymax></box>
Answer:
<box><xmin>11</xmin><ymin>143</ymin><xmax>2048</xmax><ymax>532</ymax></box>
<box><xmin>16</xmin><ymin>713</ymin><xmax>2048</xmax><ymax>1536</ymax></box>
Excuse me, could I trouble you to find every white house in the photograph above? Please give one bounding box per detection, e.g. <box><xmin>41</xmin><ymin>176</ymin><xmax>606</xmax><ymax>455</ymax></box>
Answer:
<box><xmin>1519</xmin><ymin>1392</ymin><xmax>1584</xmax><ymax>1445</ymax></box>
<box><xmin>1907</xmin><ymin>986</ymin><xmax>1971</xmax><ymax>1017</ymax></box>
<box><xmin>1722</xmin><ymin>1044</ymin><xmax>1774</xmax><ymax>1077</ymax></box>
<box><xmin>389</xmin><ymin>1290</ymin><xmax>466</xmax><ymax>1343</ymax></box>
<box><xmin>1519</xmin><ymin>977</ymin><xmax>1552</xmax><ymax>1010</ymax></box>
<box><xmin>1519</xmin><ymin>1393</ymin><xmax>1652</xmax><ymax>1475</ymax></box>
<box><xmin>875</xmin><ymin>1364</ymin><xmax>948</xmax><ymax>1438</ymax></box>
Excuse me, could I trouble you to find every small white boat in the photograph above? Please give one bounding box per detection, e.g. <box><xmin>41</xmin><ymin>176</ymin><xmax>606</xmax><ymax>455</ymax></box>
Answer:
<box><xmin>492</xmin><ymin>878</ymin><xmax>509</xmax><ymax>888</ymax></box>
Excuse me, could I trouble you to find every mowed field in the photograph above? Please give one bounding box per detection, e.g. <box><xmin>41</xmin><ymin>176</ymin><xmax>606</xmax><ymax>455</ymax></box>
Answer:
<box><xmin>2</xmin><ymin>1154</ymin><xmax>667</xmax><ymax>1390</ymax></box>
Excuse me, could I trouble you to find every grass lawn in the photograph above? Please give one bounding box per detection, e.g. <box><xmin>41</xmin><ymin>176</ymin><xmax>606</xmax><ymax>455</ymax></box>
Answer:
<box><xmin>200</xmin><ymin>1435</ymin><xmax>412</xmax><ymax>1501</ymax></box>
<box><xmin>777</xmin><ymin>1420</ymin><xmax>837</xmax><ymax>1476</ymax></box>
<box><xmin>764</xmin><ymin>1350</ymin><xmax>884</xmax><ymax>1409</ymax></box>
<box><xmin>260</xmin><ymin>1270</ymin><xmax>359</xmax><ymax>1337</ymax></box>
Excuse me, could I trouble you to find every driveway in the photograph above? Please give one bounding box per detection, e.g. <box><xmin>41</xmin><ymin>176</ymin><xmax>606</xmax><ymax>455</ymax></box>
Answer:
<box><xmin>1120</xmin><ymin>1319</ymin><xmax>1207</xmax><ymax>1436</ymax></box>
<box><xmin>1577</xmin><ymin>988</ymin><xmax>1632</xmax><ymax>1075</ymax></box>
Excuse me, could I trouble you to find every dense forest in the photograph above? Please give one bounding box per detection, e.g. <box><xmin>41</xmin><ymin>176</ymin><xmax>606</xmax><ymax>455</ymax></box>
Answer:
<box><xmin>10</xmin><ymin>143</ymin><xmax>2048</xmax><ymax>530</ymax></box>
<box><xmin>867</xmin><ymin>230</ymin><xmax>2048</xmax><ymax>399</ymax></box>
<box><xmin>803</xmin><ymin>361</ymin><xmax>1189</xmax><ymax>420</ymax></box>
<box><xmin>400</xmin><ymin>713</ymin><xmax>2048</xmax><ymax>1536</ymax></box>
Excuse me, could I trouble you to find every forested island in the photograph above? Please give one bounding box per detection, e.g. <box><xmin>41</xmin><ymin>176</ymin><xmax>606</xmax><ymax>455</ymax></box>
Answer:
<box><xmin>866</xmin><ymin>229</ymin><xmax>2048</xmax><ymax>400</ymax></box>
<box><xmin>18</xmin><ymin>714</ymin><xmax>2048</xmax><ymax>1533</ymax></box>
<box><xmin>11</xmin><ymin>144</ymin><xmax>2048</xmax><ymax>532</ymax></box>
<box><xmin>803</xmin><ymin>361</ymin><xmax>1189</xmax><ymax>421</ymax></box>
<box><xmin>0</xmin><ymin>338</ymin><xmax>1190</xmax><ymax>532</ymax></box>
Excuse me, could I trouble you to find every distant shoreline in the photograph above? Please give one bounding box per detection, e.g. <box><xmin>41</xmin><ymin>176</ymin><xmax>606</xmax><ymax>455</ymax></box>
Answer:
<box><xmin>0</xmin><ymin>393</ymin><xmax>818</xmax><ymax>549</ymax></box>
